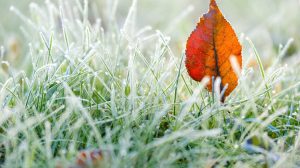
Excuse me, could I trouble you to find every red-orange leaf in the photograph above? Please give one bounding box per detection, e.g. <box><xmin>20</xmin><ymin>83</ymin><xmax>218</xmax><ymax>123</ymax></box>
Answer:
<box><xmin>185</xmin><ymin>0</ymin><xmax>242</xmax><ymax>102</ymax></box>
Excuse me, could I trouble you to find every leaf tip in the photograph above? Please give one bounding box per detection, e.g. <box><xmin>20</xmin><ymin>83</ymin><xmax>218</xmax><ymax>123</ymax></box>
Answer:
<box><xmin>209</xmin><ymin>0</ymin><xmax>218</xmax><ymax>9</ymax></box>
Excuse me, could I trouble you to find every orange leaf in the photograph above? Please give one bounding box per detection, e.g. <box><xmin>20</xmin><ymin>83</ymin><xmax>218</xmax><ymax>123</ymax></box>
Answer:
<box><xmin>75</xmin><ymin>149</ymin><xmax>103</xmax><ymax>168</ymax></box>
<box><xmin>185</xmin><ymin>0</ymin><xmax>242</xmax><ymax>102</ymax></box>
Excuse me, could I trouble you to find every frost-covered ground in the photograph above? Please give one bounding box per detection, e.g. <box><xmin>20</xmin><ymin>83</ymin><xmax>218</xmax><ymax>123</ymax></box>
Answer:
<box><xmin>0</xmin><ymin>0</ymin><xmax>300</xmax><ymax>167</ymax></box>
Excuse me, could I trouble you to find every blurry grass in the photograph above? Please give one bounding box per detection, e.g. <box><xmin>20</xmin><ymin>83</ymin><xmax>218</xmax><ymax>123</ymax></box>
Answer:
<box><xmin>0</xmin><ymin>0</ymin><xmax>300</xmax><ymax>167</ymax></box>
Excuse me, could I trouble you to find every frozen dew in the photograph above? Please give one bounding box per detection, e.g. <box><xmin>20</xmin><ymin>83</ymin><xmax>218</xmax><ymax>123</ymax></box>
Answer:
<box><xmin>1</xmin><ymin>0</ymin><xmax>300</xmax><ymax>167</ymax></box>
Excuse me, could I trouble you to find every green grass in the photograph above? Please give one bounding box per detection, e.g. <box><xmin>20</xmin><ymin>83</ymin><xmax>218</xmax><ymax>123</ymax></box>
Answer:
<box><xmin>0</xmin><ymin>0</ymin><xmax>300</xmax><ymax>167</ymax></box>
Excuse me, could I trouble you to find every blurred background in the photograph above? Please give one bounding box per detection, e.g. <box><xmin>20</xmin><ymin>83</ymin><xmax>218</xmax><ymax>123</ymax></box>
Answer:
<box><xmin>0</xmin><ymin>0</ymin><xmax>299</xmax><ymax>67</ymax></box>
